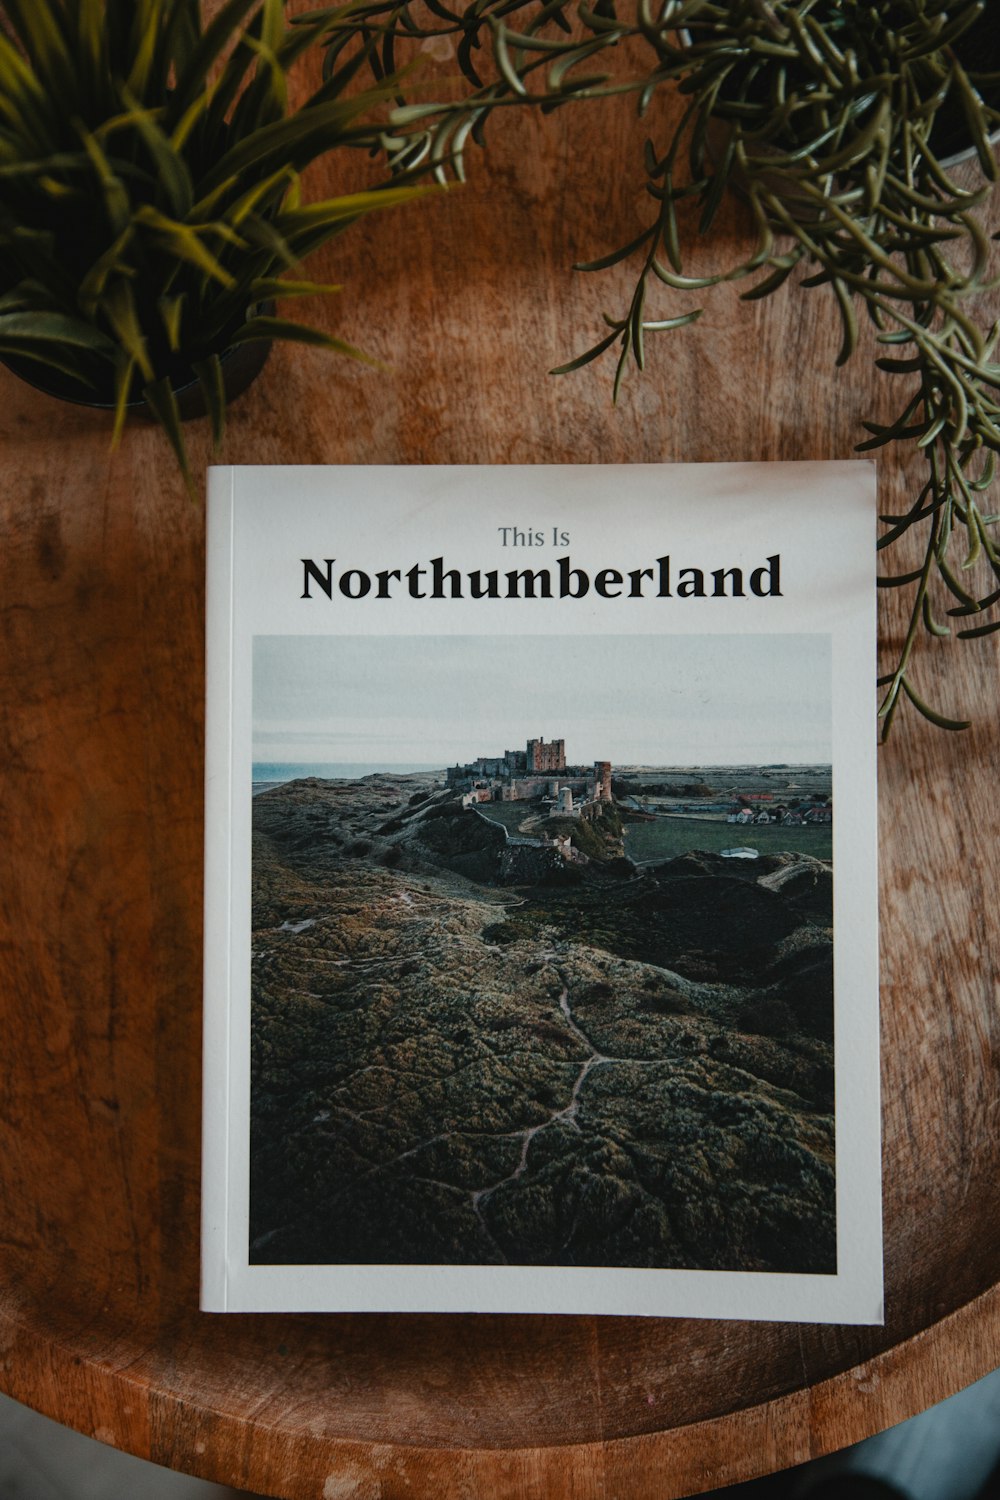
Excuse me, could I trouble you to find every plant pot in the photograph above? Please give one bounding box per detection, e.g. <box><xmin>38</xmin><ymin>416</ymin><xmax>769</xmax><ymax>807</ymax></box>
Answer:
<box><xmin>0</xmin><ymin>313</ymin><xmax>273</xmax><ymax>422</ymax></box>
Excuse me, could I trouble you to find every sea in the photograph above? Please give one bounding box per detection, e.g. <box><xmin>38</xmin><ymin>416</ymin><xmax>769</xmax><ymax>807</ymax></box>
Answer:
<box><xmin>252</xmin><ymin>762</ymin><xmax>442</xmax><ymax>796</ymax></box>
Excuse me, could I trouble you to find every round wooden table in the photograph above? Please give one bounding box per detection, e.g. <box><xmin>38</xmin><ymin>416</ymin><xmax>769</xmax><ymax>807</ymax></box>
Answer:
<box><xmin>1</xmin><ymin>59</ymin><xmax>998</xmax><ymax>1500</ymax></box>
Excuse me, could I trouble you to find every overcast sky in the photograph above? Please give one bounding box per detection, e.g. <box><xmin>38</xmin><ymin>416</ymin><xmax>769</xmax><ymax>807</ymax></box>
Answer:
<box><xmin>253</xmin><ymin>633</ymin><xmax>830</xmax><ymax>766</ymax></box>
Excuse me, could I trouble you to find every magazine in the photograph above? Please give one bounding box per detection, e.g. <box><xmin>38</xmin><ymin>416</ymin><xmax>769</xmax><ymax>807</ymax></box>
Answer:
<box><xmin>202</xmin><ymin>462</ymin><xmax>882</xmax><ymax>1320</ymax></box>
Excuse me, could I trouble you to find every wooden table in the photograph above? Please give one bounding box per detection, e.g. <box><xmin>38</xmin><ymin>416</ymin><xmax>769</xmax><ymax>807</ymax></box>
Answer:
<box><xmin>1</xmin><ymin>55</ymin><xmax>999</xmax><ymax>1500</ymax></box>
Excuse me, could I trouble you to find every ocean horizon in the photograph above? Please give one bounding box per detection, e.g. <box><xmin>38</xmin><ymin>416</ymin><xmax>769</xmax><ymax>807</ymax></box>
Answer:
<box><xmin>253</xmin><ymin>762</ymin><xmax>442</xmax><ymax>794</ymax></box>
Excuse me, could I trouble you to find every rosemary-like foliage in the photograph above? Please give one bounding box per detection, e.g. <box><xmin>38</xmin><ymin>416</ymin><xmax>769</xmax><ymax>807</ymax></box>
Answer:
<box><xmin>318</xmin><ymin>0</ymin><xmax>1000</xmax><ymax>736</ymax></box>
<box><xmin>0</xmin><ymin>0</ymin><xmax>427</xmax><ymax>486</ymax></box>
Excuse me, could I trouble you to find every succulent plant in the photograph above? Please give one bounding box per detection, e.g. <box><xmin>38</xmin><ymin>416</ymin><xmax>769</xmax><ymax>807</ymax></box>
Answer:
<box><xmin>321</xmin><ymin>0</ymin><xmax>1000</xmax><ymax>735</ymax></box>
<box><xmin>0</xmin><ymin>0</ymin><xmax>426</xmax><ymax>485</ymax></box>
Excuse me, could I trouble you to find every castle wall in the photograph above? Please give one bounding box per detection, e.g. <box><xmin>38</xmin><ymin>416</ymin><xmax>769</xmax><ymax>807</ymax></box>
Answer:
<box><xmin>501</xmin><ymin>776</ymin><xmax>565</xmax><ymax>801</ymax></box>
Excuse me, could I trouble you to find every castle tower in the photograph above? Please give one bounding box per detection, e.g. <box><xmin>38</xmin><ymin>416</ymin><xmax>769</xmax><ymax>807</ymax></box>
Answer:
<box><xmin>526</xmin><ymin>736</ymin><xmax>566</xmax><ymax>773</ymax></box>
<box><xmin>593</xmin><ymin>761</ymin><xmax>612</xmax><ymax>800</ymax></box>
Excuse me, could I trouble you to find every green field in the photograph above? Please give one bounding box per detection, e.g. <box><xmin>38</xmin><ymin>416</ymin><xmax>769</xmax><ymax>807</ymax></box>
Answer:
<box><xmin>476</xmin><ymin>801</ymin><xmax>832</xmax><ymax>864</ymax></box>
<box><xmin>623</xmin><ymin>816</ymin><xmax>832</xmax><ymax>864</ymax></box>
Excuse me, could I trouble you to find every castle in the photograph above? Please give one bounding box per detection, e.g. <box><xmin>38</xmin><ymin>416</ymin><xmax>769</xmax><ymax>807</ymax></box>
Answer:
<box><xmin>448</xmin><ymin>736</ymin><xmax>612</xmax><ymax>814</ymax></box>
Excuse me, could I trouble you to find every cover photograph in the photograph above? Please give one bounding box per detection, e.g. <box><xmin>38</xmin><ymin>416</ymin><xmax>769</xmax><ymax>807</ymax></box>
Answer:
<box><xmin>202</xmin><ymin>462</ymin><xmax>882</xmax><ymax>1320</ymax></box>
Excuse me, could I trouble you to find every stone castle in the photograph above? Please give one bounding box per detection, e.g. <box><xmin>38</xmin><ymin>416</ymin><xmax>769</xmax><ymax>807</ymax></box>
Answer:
<box><xmin>447</xmin><ymin>736</ymin><xmax>612</xmax><ymax>815</ymax></box>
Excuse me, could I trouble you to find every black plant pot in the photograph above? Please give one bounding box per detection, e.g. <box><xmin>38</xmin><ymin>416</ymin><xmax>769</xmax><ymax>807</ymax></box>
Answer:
<box><xmin>0</xmin><ymin>311</ymin><xmax>273</xmax><ymax>422</ymax></box>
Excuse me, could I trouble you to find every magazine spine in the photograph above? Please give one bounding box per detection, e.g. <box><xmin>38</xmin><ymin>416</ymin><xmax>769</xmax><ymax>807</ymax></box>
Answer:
<box><xmin>200</xmin><ymin>466</ymin><xmax>236</xmax><ymax>1312</ymax></box>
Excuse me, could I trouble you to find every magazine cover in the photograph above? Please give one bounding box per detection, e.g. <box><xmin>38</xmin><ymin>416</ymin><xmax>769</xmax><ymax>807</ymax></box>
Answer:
<box><xmin>202</xmin><ymin>462</ymin><xmax>881</xmax><ymax>1320</ymax></box>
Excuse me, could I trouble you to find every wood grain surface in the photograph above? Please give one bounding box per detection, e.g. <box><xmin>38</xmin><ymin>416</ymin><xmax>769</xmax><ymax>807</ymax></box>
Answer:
<box><xmin>1</xmin><ymin>31</ymin><xmax>999</xmax><ymax>1500</ymax></box>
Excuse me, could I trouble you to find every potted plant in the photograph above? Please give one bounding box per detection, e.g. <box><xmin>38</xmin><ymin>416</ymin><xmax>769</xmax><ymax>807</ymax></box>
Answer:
<box><xmin>0</xmin><ymin>0</ymin><xmax>428</xmax><ymax>488</ymax></box>
<box><xmin>321</xmin><ymin>0</ymin><xmax>1000</xmax><ymax>736</ymax></box>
